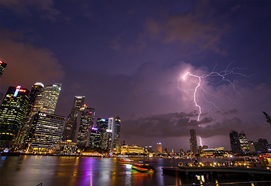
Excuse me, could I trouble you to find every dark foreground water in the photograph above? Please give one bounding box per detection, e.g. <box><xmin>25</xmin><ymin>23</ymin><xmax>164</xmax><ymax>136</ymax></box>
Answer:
<box><xmin>0</xmin><ymin>155</ymin><xmax>270</xmax><ymax>186</ymax></box>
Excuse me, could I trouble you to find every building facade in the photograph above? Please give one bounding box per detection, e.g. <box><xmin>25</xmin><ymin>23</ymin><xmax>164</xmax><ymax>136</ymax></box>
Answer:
<box><xmin>62</xmin><ymin>96</ymin><xmax>85</xmax><ymax>142</ymax></box>
<box><xmin>238</xmin><ymin>131</ymin><xmax>250</xmax><ymax>154</ymax></box>
<box><xmin>0</xmin><ymin>86</ymin><xmax>30</xmax><ymax>147</ymax></box>
<box><xmin>31</xmin><ymin>83</ymin><xmax>62</xmax><ymax>116</ymax></box>
<box><xmin>229</xmin><ymin>129</ymin><xmax>241</xmax><ymax>154</ymax></box>
<box><xmin>29</xmin><ymin>112</ymin><xmax>65</xmax><ymax>152</ymax></box>
<box><xmin>190</xmin><ymin>129</ymin><xmax>198</xmax><ymax>154</ymax></box>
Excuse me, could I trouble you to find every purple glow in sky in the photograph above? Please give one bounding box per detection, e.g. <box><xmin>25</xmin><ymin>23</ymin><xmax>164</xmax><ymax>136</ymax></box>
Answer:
<box><xmin>0</xmin><ymin>0</ymin><xmax>271</xmax><ymax>151</ymax></box>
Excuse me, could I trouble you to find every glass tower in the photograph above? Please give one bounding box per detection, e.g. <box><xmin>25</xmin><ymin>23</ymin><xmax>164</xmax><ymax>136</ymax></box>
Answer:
<box><xmin>31</xmin><ymin>83</ymin><xmax>62</xmax><ymax>116</ymax></box>
<box><xmin>62</xmin><ymin>96</ymin><xmax>85</xmax><ymax>141</ymax></box>
<box><xmin>0</xmin><ymin>86</ymin><xmax>30</xmax><ymax>147</ymax></box>
<box><xmin>190</xmin><ymin>129</ymin><xmax>198</xmax><ymax>154</ymax></box>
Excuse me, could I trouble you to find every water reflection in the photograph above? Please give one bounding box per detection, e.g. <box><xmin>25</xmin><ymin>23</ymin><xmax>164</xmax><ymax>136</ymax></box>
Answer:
<box><xmin>1</xmin><ymin>156</ymin><xmax>267</xmax><ymax>186</ymax></box>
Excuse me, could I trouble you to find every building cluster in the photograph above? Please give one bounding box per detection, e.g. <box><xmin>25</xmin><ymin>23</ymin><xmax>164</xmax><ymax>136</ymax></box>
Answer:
<box><xmin>0</xmin><ymin>74</ymin><xmax>121</xmax><ymax>155</ymax></box>
<box><xmin>229</xmin><ymin>129</ymin><xmax>271</xmax><ymax>154</ymax></box>
<box><xmin>187</xmin><ymin>129</ymin><xmax>271</xmax><ymax>157</ymax></box>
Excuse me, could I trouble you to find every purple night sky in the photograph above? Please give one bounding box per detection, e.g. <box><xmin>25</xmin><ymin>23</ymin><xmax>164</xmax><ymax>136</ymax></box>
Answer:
<box><xmin>0</xmin><ymin>0</ymin><xmax>271</xmax><ymax>151</ymax></box>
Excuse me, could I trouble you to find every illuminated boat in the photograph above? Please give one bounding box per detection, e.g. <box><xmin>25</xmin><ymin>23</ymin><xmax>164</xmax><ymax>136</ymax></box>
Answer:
<box><xmin>119</xmin><ymin>158</ymin><xmax>134</xmax><ymax>164</ymax></box>
<box><xmin>131</xmin><ymin>163</ymin><xmax>155</xmax><ymax>173</ymax></box>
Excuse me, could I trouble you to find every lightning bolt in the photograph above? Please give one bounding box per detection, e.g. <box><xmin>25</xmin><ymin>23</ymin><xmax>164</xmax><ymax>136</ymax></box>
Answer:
<box><xmin>182</xmin><ymin>63</ymin><xmax>249</xmax><ymax>121</ymax></box>
<box><xmin>198</xmin><ymin>136</ymin><xmax>203</xmax><ymax>146</ymax></box>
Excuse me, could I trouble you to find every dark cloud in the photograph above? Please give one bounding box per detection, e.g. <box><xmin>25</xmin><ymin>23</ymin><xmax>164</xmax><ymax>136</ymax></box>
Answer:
<box><xmin>145</xmin><ymin>11</ymin><xmax>228</xmax><ymax>55</ymax></box>
<box><xmin>0</xmin><ymin>0</ymin><xmax>60</xmax><ymax>20</ymax></box>
<box><xmin>217</xmin><ymin>109</ymin><xmax>238</xmax><ymax>115</ymax></box>
<box><xmin>0</xmin><ymin>29</ymin><xmax>64</xmax><ymax>88</ymax></box>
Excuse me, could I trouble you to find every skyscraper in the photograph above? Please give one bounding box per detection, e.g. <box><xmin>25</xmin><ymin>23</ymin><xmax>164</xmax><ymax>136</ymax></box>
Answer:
<box><xmin>0</xmin><ymin>86</ymin><xmax>30</xmax><ymax>147</ymax></box>
<box><xmin>31</xmin><ymin>83</ymin><xmax>62</xmax><ymax>116</ymax></box>
<box><xmin>190</xmin><ymin>129</ymin><xmax>198</xmax><ymax>154</ymax></box>
<box><xmin>29</xmin><ymin>82</ymin><xmax>44</xmax><ymax>109</ymax></box>
<box><xmin>229</xmin><ymin>129</ymin><xmax>241</xmax><ymax>154</ymax></box>
<box><xmin>157</xmin><ymin>143</ymin><xmax>162</xmax><ymax>153</ymax></box>
<box><xmin>113</xmin><ymin>116</ymin><xmax>121</xmax><ymax>151</ymax></box>
<box><xmin>62</xmin><ymin>96</ymin><xmax>85</xmax><ymax>141</ymax></box>
<box><xmin>0</xmin><ymin>60</ymin><xmax>7</xmax><ymax>78</ymax></box>
<box><xmin>75</xmin><ymin>105</ymin><xmax>95</xmax><ymax>147</ymax></box>
<box><xmin>238</xmin><ymin>131</ymin><xmax>250</xmax><ymax>154</ymax></box>
<box><xmin>106</xmin><ymin>117</ymin><xmax>121</xmax><ymax>152</ymax></box>
<box><xmin>29</xmin><ymin>112</ymin><xmax>65</xmax><ymax>152</ymax></box>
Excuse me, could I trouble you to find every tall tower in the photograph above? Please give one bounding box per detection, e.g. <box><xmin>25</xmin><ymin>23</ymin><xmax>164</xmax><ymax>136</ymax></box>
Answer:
<box><xmin>29</xmin><ymin>112</ymin><xmax>65</xmax><ymax>152</ymax></box>
<box><xmin>238</xmin><ymin>131</ymin><xmax>250</xmax><ymax>154</ymax></box>
<box><xmin>0</xmin><ymin>86</ymin><xmax>30</xmax><ymax>147</ymax></box>
<box><xmin>75</xmin><ymin>105</ymin><xmax>95</xmax><ymax>147</ymax></box>
<box><xmin>229</xmin><ymin>129</ymin><xmax>241</xmax><ymax>154</ymax></box>
<box><xmin>113</xmin><ymin>116</ymin><xmax>121</xmax><ymax>151</ymax></box>
<box><xmin>190</xmin><ymin>129</ymin><xmax>198</xmax><ymax>154</ymax></box>
<box><xmin>62</xmin><ymin>96</ymin><xmax>85</xmax><ymax>141</ymax></box>
<box><xmin>29</xmin><ymin>82</ymin><xmax>44</xmax><ymax>108</ymax></box>
<box><xmin>157</xmin><ymin>143</ymin><xmax>162</xmax><ymax>153</ymax></box>
<box><xmin>0</xmin><ymin>60</ymin><xmax>7</xmax><ymax>78</ymax></box>
<box><xmin>31</xmin><ymin>83</ymin><xmax>62</xmax><ymax>116</ymax></box>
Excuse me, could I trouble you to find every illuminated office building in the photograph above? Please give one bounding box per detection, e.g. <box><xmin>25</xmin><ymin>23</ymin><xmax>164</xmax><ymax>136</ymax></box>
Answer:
<box><xmin>31</xmin><ymin>83</ymin><xmax>62</xmax><ymax>116</ymax></box>
<box><xmin>229</xmin><ymin>129</ymin><xmax>241</xmax><ymax>154</ymax></box>
<box><xmin>62</xmin><ymin>96</ymin><xmax>85</xmax><ymax>141</ymax></box>
<box><xmin>157</xmin><ymin>142</ymin><xmax>162</xmax><ymax>153</ymax></box>
<box><xmin>0</xmin><ymin>86</ymin><xmax>30</xmax><ymax>147</ymax></box>
<box><xmin>190</xmin><ymin>129</ymin><xmax>198</xmax><ymax>154</ymax></box>
<box><xmin>238</xmin><ymin>131</ymin><xmax>250</xmax><ymax>154</ymax></box>
<box><xmin>106</xmin><ymin>117</ymin><xmax>121</xmax><ymax>152</ymax></box>
<box><xmin>0</xmin><ymin>60</ymin><xmax>7</xmax><ymax>78</ymax></box>
<box><xmin>29</xmin><ymin>112</ymin><xmax>65</xmax><ymax>152</ymax></box>
<box><xmin>29</xmin><ymin>82</ymin><xmax>44</xmax><ymax>109</ymax></box>
<box><xmin>75</xmin><ymin>105</ymin><xmax>95</xmax><ymax>147</ymax></box>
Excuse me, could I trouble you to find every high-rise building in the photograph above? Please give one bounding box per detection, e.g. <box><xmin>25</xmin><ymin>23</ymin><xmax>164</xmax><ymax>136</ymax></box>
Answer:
<box><xmin>190</xmin><ymin>129</ymin><xmax>198</xmax><ymax>154</ymax></box>
<box><xmin>31</xmin><ymin>83</ymin><xmax>62</xmax><ymax>116</ymax></box>
<box><xmin>0</xmin><ymin>86</ymin><xmax>30</xmax><ymax>147</ymax></box>
<box><xmin>29</xmin><ymin>82</ymin><xmax>44</xmax><ymax>109</ymax></box>
<box><xmin>75</xmin><ymin>105</ymin><xmax>95</xmax><ymax>147</ymax></box>
<box><xmin>229</xmin><ymin>129</ymin><xmax>241</xmax><ymax>154</ymax></box>
<box><xmin>0</xmin><ymin>60</ymin><xmax>7</xmax><ymax>78</ymax></box>
<box><xmin>62</xmin><ymin>96</ymin><xmax>85</xmax><ymax>141</ymax></box>
<box><xmin>238</xmin><ymin>131</ymin><xmax>250</xmax><ymax>154</ymax></box>
<box><xmin>157</xmin><ymin>142</ymin><xmax>162</xmax><ymax>153</ymax></box>
<box><xmin>106</xmin><ymin>117</ymin><xmax>121</xmax><ymax>152</ymax></box>
<box><xmin>29</xmin><ymin>112</ymin><xmax>65</xmax><ymax>152</ymax></box>
<box><xmin>113</xmin><ymin>116</ymin><xmax>121</xmax><ymax>151</ymax></box>
<box><xmin>96</xmin><ymin>118</ymin><xmax>110</xmax><ymax>150</ymax></box>
<box><xmin>248</xmin><ymin>141</ymin><xmax>256</xmax><ymax>154</ymax></box>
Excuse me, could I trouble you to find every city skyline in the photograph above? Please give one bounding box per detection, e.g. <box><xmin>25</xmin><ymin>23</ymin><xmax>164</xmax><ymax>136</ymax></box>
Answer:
<box><xmin>1</xmin><ymin>1</ymin><xmax>271</xmax><ymax>151</ymax></box>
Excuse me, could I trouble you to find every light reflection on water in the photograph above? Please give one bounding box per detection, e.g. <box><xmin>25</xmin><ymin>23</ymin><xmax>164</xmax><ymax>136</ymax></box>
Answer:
<box><xmin>0</xmin><ymin>156</ymin><xmax>264</xmax><ymax>186</ymax></box>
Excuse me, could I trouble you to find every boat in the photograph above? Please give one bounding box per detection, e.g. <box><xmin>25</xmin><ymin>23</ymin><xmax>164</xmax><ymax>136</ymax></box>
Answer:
<box><xmin>119</xmin><ymin>158</ymin><xmax>134</xmax><ymax>164</ymax></box>
<box><xmin>131</xmin><ymin>162</ymin><xmax>155</xmax><ymax>173</ymax></box>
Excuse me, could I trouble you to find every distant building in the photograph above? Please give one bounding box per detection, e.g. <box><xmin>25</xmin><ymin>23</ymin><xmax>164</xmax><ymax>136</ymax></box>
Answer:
<box><xmin>157</xmin><ymin>143</ymin><xmax>162</xmax><ymax>153</ymax></box>
<box><xmin>76</xmin><ymin>105</ymin><xmax>95</xmax><ymax>147</ymax></box>
<box><xmin>199</xmin><ymin>145</ymin><xmax>208</xmax><ymax>154</ymax></box>
<box><xmin>29</xmin><ymin>112</ymin><xmax>65</xmax><ymax>152</ymax></box>
<box><xmin>0</xmin><ymin>86</ymin><xmax>30</xmax><ymax>147</ymax></box>
<box><xmin>248</xmin><ymin>141</ymin><xmax>256</xmax><ymax>154</ymax></box>
<box><xmin>0</xmin><ymin>60</ymin><xmax>7</xmax><ymax>78</ymax></box>
<box><xmin>62</xmin><ymin>96</ymin><xmax>85</xmax><ymax>142</ymax></box>
<box><xmin>238</xmin><ymin>131</ymin><xmax>250</xmax><ymax>154</ymax></box>
<box><xmin>31</xmin><ymin>83</ymin><xmax>62</xmax><ymax>116</ymax></box>
<box><xmin>121</xmin><ymin>145</ymin><xmax>145</xmax><ymax>155</ymax></box>
<box><xmin>254</xmin><ymin>138</ymin><xmax>268</xmax><ymax>153</ymax></box>
<box><xmin>229</xmin><ymin>129</ymin><xmax>241</xmax><ymax>154</ymax></box>
<box><xmin>106</xmin><ymin>117</ymin><xmax>121</xmax><ymax>153</ymax></box>
<box><xmin>190</xmin><ymin>129</ymin><xmax>198</xmax><ymax>154</ymax></box>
